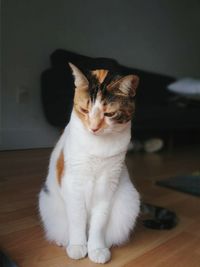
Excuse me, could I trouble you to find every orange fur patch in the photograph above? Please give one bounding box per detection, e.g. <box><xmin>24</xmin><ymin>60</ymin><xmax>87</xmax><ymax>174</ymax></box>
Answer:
<box><xmin>73</xmin><ymin>87</ymin><xmax>90</xmax><ymax>128</ymax></box>
<box><xmin>56</xmin><ymin>150</ymin><xmax>64</xmax><ymax>185</ymax></box>
<box><xmin>92</xmin><ymin>69</ymin><xmax>108</xmax><ymax>84</ymax></box>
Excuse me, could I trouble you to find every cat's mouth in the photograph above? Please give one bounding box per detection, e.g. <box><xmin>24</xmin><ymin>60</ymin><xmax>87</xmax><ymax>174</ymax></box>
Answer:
<box><xmin>88</xmin><ymin>127</ymin><xmax>115</xmax><ymax>136</ymax></box>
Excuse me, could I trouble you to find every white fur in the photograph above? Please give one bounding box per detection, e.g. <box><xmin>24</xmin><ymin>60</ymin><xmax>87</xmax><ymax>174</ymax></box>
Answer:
<box><xmin>39</xmin><ymin>110</ymin><xmax>140</xmax><ymax>264</ymax></box>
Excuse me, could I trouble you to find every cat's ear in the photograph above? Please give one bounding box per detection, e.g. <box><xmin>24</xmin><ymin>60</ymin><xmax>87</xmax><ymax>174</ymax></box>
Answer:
<box><xmin>69</xmin><ymin>62</ymin><xmax>89</xmax><ymax>88</ymax></box>
<box><xmin>109</xmin><ymin>75</ymin><xmax>139</xmax><ymax>97</ymax></box>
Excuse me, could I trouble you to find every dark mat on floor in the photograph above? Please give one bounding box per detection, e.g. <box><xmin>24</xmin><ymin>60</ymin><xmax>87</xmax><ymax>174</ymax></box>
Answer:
<box><xmin>156</xmin><ymin>172</ymin><xmax>200</xmax><ymax>197</ymax></box>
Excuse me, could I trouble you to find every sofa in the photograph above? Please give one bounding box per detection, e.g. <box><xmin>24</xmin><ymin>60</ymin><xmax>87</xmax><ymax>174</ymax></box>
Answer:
<box><xmin>41</xmin><ymin>49</ymin><xmax>200</xmax><ymax>145</ymax></box>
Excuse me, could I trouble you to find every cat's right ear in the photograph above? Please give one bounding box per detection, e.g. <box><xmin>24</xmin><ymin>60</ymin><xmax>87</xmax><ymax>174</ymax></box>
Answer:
<box><xmin>69</xmin><ymin>63</ymin><xmax>89</xmax><ymax>89</ymax></box>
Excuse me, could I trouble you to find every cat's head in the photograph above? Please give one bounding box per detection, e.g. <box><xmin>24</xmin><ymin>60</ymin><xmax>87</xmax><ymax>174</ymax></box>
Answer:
<box><xmin>69</xmin><ymin>63</ymin><xmax>139</xmax><ymax>135</ymax></box>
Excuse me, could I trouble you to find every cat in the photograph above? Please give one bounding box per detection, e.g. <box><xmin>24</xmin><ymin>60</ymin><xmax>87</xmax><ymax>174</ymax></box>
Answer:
<box><xmin>39</xmin><ymin>63</ymin><xmax>140</xmax><ymax>264</ymax></box>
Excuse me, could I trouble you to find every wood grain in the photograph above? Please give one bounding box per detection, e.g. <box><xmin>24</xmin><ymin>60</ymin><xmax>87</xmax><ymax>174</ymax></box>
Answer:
<box><xmin>0</xmin><ymin>146</ymin><xmax>200</xmax><ymax>267</ymax></box>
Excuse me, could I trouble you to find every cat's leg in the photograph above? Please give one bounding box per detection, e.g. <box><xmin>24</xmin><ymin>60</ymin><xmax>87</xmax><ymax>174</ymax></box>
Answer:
<box><xmin>39</xmin><ymin>186</ymin><xmax>69</xmax><ymax>247</ymax></box>
<box><xmin>87</xmin><ymin>175</ymin><xmax>119</xmax><ymax>264</ymax></box>
<box><xmin>105</xmin><ymin>166</ymin><xmax>140</xmax><ymax>248</ymax></box>
<box><xmin>62</xmin><ymin>182</ymin><xmax>88</xmax><ymax>260</ymax></box>
<box><xmin>88</xmin><ymin>201</ymin><xmax>112</xmax><ymax>263</ymax></box>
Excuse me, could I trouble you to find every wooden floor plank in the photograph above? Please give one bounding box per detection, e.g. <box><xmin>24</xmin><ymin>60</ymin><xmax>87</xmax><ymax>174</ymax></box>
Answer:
<box><xmin>0</xmin><ymin>146</ymin><xmax>200</xmax><ymax>266</ymax></box>
<box><xmin>124</xmin><ymin>232</ymin><xmax>200</xmax><ymax>267</ymax></box>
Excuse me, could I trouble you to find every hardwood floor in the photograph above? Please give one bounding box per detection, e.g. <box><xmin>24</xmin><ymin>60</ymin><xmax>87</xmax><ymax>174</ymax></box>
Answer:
<box><xmin>0</xmin><ymin>145</ymin><xmax>200</xmax><ymax>267</ymax></box>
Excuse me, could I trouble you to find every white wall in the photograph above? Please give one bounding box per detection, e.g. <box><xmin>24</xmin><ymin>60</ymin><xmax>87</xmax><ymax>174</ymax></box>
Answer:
<box><xmin>1</xmin><ymin>0</ymin><xmax>200</xmax><ymax>149</ymax></box>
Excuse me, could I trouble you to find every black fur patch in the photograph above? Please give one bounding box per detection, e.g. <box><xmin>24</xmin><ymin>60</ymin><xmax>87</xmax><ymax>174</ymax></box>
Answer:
<box><xmin>86</xmin><ymin>71</ymin><xmax>122</xmax><ymax>103</ymax></box>
<box><xmin>88</xmin><ymin>74</ymin><xmax>100</xmax><ymax>102</ymax></box>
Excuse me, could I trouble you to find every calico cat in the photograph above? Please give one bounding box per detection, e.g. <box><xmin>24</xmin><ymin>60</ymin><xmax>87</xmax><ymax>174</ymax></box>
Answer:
<box><xmin>39</xmin><ymin>63</ymin><xmax>140</xmax><ymax>264</ymax></box>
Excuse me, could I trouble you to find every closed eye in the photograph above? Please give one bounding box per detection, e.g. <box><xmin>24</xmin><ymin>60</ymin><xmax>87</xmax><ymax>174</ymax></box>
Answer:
<box><xmin>104</xmin><ymin>112</ymin><xmax>116</xmax><ymax>117</ymax></box>
<box><xmin>80</xmin><ymin>107</ymin><xmax>89</xmax><ymax>114</ymax></box>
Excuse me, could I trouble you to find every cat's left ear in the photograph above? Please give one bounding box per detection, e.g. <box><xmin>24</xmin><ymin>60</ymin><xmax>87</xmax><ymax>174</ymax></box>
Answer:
<box><xmin>69</xmin><ymin>62</ymin><xmax>89</xmax><ymax>88</ymax></box>
<box><xmin>109</xmin><ymin>75</ymin><xmax>139</xmax><ymax>97</ymax></box>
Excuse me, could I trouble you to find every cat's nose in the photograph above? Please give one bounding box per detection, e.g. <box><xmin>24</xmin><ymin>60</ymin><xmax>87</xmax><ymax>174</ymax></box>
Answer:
<box><xmin>91</xmin><ymin>127</ymin><xmax>99</xmax><ymax>133</ymax></box>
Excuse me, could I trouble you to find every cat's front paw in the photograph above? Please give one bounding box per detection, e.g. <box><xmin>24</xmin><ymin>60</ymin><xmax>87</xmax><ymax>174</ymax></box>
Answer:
<box><xmin>66</xmin><ymin>244</ymin><xmax>87</xmax><ymax>260</ymax></box>
<box><xmin>88</xmin><ymin>248</ymin><xmax>111</xmax><ymax>264</ymax></box>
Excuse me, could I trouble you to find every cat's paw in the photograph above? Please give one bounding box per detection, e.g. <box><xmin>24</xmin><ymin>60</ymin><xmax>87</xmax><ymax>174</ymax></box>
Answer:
<box><xmin>88</xmin><ymin>248</ymin><xmax>111</xmax><ymax>264</ymax></box>
<box><xmin>66</xmin><ymin>244</ymin><xmax>87</xmax><ymax>260</ymax></box>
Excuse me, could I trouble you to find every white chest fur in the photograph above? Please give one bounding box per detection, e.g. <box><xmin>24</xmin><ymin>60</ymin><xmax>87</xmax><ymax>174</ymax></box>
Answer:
<box><xmin>60</xmin><ymin>111</ymin><xmax>131</xmax><ymax>210</ymax></box>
